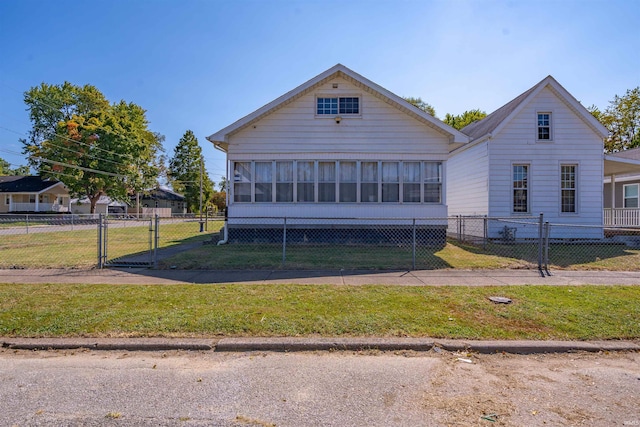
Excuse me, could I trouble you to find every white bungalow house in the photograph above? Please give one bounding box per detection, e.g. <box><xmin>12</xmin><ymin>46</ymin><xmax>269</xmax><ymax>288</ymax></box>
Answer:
<box><xmin>71</xmin><ymin>195</ymin><xmax>128</xmax><ymax>215</ymax></box>
<box><xmin>208</xmin><ymin>65</ymin><xmax>639</xmax><ymax>244</ymax></box>
<box><xmin>0</xmin><ymin>176</ymin><xmax>70</xmax><ymax>213</ymax></box>
<box><xmin>207</xmin><ymin>64</ymin><xmax>468</xmax><ymax>246</ymax></box>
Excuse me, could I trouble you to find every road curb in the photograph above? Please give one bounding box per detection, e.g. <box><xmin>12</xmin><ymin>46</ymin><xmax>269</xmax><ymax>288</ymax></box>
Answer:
<box><xmin>2</xmin><ymin>337</ymin><xmax>639</xmax><ymax>354</ymax></box>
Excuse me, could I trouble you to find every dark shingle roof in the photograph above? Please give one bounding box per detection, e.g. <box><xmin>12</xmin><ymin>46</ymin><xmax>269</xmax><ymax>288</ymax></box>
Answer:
<box><xmin>139</xmin><ymin>187</ymin><xmax>185</xmax><ymax>201</ymax></box>
<box><xmin>460</xmin><ymin>84</ymin><xmax>539</xmax><ymax>140</ymax></box>
<box><xmin>0</xmin><ymin>176</ymin><xmax>63</xmax><ymax>193</ymax></box>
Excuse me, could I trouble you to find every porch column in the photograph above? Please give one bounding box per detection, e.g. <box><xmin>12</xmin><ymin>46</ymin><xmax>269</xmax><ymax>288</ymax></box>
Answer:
<box><xmin>611</xmin><ymin>174</ymin><xmax>616</xmax><ymax>226</ymax></box>
<box><xmin>35</xmin><ymin>194</ymin><xmax>39</xmax><ymax>212</ymax></box>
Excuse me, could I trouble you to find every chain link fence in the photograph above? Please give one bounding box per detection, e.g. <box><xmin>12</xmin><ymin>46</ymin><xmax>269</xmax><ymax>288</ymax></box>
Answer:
<box><xmin>1</xmin><ymin>213</ymin><xmax>639</xmax><ymax>271</ymax></box>
<box><xmin>0</xmin><ymin>214</ymin><xmax>217</xmax><ymax>269</ymax></box>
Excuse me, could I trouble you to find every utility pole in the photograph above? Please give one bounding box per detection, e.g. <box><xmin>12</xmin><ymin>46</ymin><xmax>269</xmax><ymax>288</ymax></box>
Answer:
<box><xmin>199</xmin><ymin>157</ymin><xmax>204</xmax><ymax>232</ymax></box>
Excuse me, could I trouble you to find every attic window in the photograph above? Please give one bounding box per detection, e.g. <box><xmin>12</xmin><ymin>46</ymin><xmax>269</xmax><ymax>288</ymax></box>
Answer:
<box><xmin>317</xmin><ymin>97</ymin><xmax>359</xmax><ymax>115</ymax></box>
<box><xmin>537</xmin><ymin>113</ymin><xmax>551</xmax><ymax>140</ymax></box>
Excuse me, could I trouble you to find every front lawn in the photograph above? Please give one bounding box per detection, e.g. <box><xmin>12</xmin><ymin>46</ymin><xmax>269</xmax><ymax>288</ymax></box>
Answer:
<box><xmin>1</xmin><ymin>284</ymin><xmax>638</xmax><ymax>340</ymax></box>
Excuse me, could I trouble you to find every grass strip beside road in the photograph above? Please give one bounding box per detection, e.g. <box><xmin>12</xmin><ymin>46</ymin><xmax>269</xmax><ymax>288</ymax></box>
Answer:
<box><xmin>1</xmin><ymin>284</ymin><xmax>638</xmax><ymax>340</ymax></box>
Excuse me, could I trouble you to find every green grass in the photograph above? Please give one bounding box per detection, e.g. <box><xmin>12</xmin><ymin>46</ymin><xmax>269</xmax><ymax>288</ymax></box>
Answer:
<box><xmin>1</xmin><ymin>283</ymin><xmax>638</xmax><ymax>340</ymax></box>
<box><xmin>0</xmin><ymin>221</ymin><xmax>216</xmax><ymax>268</ymax></box>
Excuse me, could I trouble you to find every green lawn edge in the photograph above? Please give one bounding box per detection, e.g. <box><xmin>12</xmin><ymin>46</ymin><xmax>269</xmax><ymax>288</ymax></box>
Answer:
<box><xmin>1</xmin><ymin>283</ymin><xmax>638</xmax><ymax>340</ymax></box>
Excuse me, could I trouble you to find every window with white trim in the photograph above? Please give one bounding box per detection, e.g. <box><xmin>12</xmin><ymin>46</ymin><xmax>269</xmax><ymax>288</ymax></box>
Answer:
<box><xmin>297</xmin><ymin>161</ymin><xmax>315</xmax><ymax>202</ymax></box>
<box><xmin>233</xmin><ymin>162</ymin><xmax>251</xmax><ymax>203</ymax></box>
<box><xmin>339</xmin><ymin>161</ymin><xmax>357</xmax><ymax>202</ymax></box>
<box><xmin>423</xmin><ymin>162</ymin><xmax>442</xmax><ymax>203</ymax></box>
<box><xmin>560</xmin><ymin>164</ymin><xmax>577</xmax><ymax>213</ymax></box>
<box><xmin>231</xmin><ymin>160</ymin><xmax>444</xmax><ymax>205</ymax></box>
<box><xmin>513</xmin><ymin>164</ymin><xmax>529</xmax><ymax>213</ymax></box>
<box><xmin>624</xmin><ymin>183</ymin><xmax>639</xmax><ymax>208</ymax></box>
<box><xmin>254</xmin><ymin>162</ymin><xmax>272</xmax><ymax>203</ymax></box>
<box><xmin>276</xmin><ymin>161</ymin><xmax>293</xmax><ymax>202</ymax></box>
<box><xmin>318</xmin><ymin>161</ymin><xmax>336</xmax><ymax>202</ymax></box>
<box><xmin>382</xmin><ymin>162</ymin><xmax>399</xmax><ymax>202</ymax></box>
<box><xmin>537</xmin><ymin>113</ymin><xmax>551</xmax><ymax>140</ymax></box>
<box><xmin>361</xmin><ymin>162</ymin><xmax>378</xmax><ymax>202</ymax></box>
<box><xmin>403</xmin><ymin>162</ymin><xmax>421</xmax><ymax>203</ymax></box>
<box><xmin>4</xmin><ymin>195</ymin><xmax>9</xmax><ymax>205</ymax></box>
<box><xmin>316</xmin><ymin>97</ymin><xmax>359</xmax><ymax>115</ymax></box>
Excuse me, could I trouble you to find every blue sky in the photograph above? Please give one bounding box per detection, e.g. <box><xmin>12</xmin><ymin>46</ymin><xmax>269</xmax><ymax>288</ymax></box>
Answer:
<box><xmin>1</xmin><ymin>0</ymin><xmax>639</xmax><ymax>186</ymax></box>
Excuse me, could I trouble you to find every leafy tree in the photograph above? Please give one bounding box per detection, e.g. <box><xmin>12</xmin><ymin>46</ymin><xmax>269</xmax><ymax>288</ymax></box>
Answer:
<box><xmin>210</xmin><ymin>190</ymin><xmax>226</xmax><ymax>213</ymax></box>
<box><xmin>168</xmin><ymin>130</ymin><xmax>214</xmax><ymax>214</ymax></box>
<box><xmin>403</xmin><ymin>97</ymin><xmax>436</xmax><ymax>116</ymax></box>
<box><xmin>0</xmin><ymin>158</ymin><xmax>27</xmax><ymax>175</ymax></box>
<box><xmin>444</xmin><ymin>109</ymin><xmax>487</xmax><ymax>130</ymax></box>
<box><xmin>21</xmin><ymin>82</ymin><xmax>163</xmax><ymax>213</ymax></box>
<box><xmin>592</xmin><ymin>87</ymin><xmax>640</xmax><ymax>152</ymax></box>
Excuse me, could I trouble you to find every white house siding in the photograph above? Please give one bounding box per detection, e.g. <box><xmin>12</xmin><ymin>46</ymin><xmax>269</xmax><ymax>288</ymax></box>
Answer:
<box><xmin>226</xmin><ymin>76</ymin><xmax>451</xmax><ymax>223</ymax></box>
<box><xmin>487</xmin><ymin>87</ymin><xmax>603</xmax><ymax>238</ymax></box>
<box><xmin>446</xmin><ymin>140</ymin><xmax>490</xmax><ymax>216</ymax></box>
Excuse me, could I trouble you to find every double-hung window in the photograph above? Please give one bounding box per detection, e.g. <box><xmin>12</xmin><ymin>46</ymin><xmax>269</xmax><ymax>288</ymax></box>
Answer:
<box><xmin>316</xmin><ymin>97</ymin><xmax>359</xmax><ymax>115</ymax></box>
<box><xmin>339</xmin><ymin>161</ymin><xmax>357</xmax><ymax>202</ymax></box>
<box><xmin>254</xmin><ymin>162</ymin><xmax>273</xmax><ymax>203</ymax></box>
<box><xmin>382</xmin><ymin>162</ymin><xmax>399</xmax><ymax>202</ymax></box>
<box><xmin>297</xmin><ymin>161</ymin><xmax>315</xmax><ymax>202</ymax></box>
<box><xmin>403</xmin><ymin>162</ymin><xmax>421</xmax><ymax>203</ymax></box>
<box><xmin>560</xmin><ymin>164</ymin><xmax>577</xmax><ymax>213</ymax></box>
<box><xmin>513</xmin><ymin>164</ymin><xmax>529</xmax><ymax>213</ymax></box>
<box><xmin>361</xmin><ymin>162</ymin><xmax>378</xmax><ymax>202</ymax></box>
<box><xmin>276</xmin><ymin>161</ymin><xmax>293</xmax><ymax>202</ymax></box>
<box><xmin>423</xmin><ymin>162</ymin><xmax>442</xmax><ymax>203</ymax></box>
<box><xmin>318</xmin><ymin>162</ymin><xmax>336</xmax><ymax>202</ymax></box>
<box><xmin>233</xmin><ymin>162</ymin><xmax>252</xmax><ymax>202</ymax></box>
<box><xmin>624</xmin><ymin>184</ymin><xmax>639</xmax><ymax>208</ymax></box>
<box><xmin>537</xmin><ymin>113</ymin><xmax>551</xmax><ymax>140</ymax></box>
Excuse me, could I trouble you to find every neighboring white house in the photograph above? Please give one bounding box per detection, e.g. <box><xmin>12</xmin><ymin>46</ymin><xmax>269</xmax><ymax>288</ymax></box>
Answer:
<box><xmin>603</xmin><ymin>147</ymin><xmax>640</xmax><ymax>225</ymax></box>
<box><xmin>207</xmin><ymin>64</ymin><xmax>468</xmax><ymax>246</ymax></box>
<box><xmin>447</xmin><ymin>76</ymin><xmax>612</xmax><ymax>239</ymax></box>
<box><xmin>71</xmin><ymin>195</ymin><xmax>128</xmax><ymax>215</ymax></box>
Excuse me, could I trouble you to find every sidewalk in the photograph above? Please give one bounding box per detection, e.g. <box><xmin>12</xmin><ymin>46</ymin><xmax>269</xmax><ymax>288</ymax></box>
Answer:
<box><xmin>1</xmin><ymin>267</ymin><xmax>640</xmax><ymax>286</ymax></box>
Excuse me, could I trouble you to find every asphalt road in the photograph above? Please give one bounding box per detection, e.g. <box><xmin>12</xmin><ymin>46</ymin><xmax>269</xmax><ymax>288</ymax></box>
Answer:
<box><xmin>1</xmin><ymin>348</ymin><xmax>639</xmax><ymax>426</ymax></box>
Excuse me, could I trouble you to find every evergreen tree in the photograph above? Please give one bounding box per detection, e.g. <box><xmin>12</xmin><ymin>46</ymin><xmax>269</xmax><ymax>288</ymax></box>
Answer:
<box><xmin>168</xmin><ymin>130</ymin><xmax>213</xmax><ymax>213</ymax></box>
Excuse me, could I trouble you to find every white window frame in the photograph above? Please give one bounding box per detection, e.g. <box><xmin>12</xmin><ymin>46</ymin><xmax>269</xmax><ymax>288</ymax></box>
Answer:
<box><xmin>623</xmin><ymin>183</ymin><xmax>639</xmax><ymax>208</ymax></box>
<box><xmin>537</xmin><ymin>112</ymin><xmax>552</xmax><ymax>141</ymax></box>
<box><xmin>512</xmin><ymin>163</ymin><xmax>530</xmax><ymax>214</ymax></box>
<box><xmin>560</xmin><ymin>164</ymin><xmax>578</xmax><ymax>214</ymax></box>
<box><xmin>315</xmin><ymin>95</ymin><xmax>361</xmax><ymax>117</ymax></box>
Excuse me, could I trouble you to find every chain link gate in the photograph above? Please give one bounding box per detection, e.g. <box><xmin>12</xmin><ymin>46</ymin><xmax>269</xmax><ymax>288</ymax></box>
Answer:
<box><xmin>98</xmin><ymin>214</ymin><xmax>159</xmax><ymax>268</ymax></box>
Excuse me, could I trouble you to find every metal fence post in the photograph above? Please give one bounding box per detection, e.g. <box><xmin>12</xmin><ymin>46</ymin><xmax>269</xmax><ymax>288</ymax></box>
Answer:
<box><xmin>544</xmin><ymin>221</ymin><xmax>551</xmax><ymax>276</ymax></box>
<box><xmin>412</xmin><ymin>218</ymin><xmax>416</xmax><ymax>270</ymax></box>
<box><xmin>457</xmin><ymin>215</ymin><xmax>461</xmax><ymax>241</ymax></box>
<box><xmin>97</xmin><ymin>214</ymin><xmax>104</xmax><ymax>269</ymax></box>
<box><xmin>483</xmin><ymin>215</ymin><xmax>488</xmax><ymax>249</ymax></box>
<box><xmin>282</xmin><ymin>217</ymin><xmax>287</xmax><ymax>267</ymax></box>
<box><xmin>26</xmin><ymin>214</ymin><xmax>29</xmax><ymax>234</ymax></box>
<box><xmin>537</xmin><ymin>212</ymin><xmax>544</xmax><ymax>277</ymax></box>
<box><xmin>153</xmin><ymin>215</ymin><xmax>159</xmax><ymax>268</ymax></box>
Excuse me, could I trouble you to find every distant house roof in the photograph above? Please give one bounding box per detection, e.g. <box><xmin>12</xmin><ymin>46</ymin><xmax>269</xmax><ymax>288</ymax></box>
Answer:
<box><xmin>70</xmin><ymin>195</ymin><xmax>128</xmax><ymax>207</ymax></box>
<box><xmin>138</xmin><ymin>187</ymin><xmax>185</xmax><ymax>202</ymax></box>
<box><xmin>0</xmin><ymin>176</ymin><xmax>68</xmax><ymax>194</ymax></box>
<box><xmin>459</xmin><ymin>75</ymin><xmax>609</xmax><ymax>142</ymax></box>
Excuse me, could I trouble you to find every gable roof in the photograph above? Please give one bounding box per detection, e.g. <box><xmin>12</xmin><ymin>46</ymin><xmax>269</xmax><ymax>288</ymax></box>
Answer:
<box><xmin>207</xmin><ymin>64</ymin><xmax>469</xmax><ymax>150</ymax></box>
<box><xmin>138</xmin><ymin>187</ymin><xmax>185</xmax><ymax>201</ymax></box>
<box><xmin>459</xmin><ymin>75</ymin><xmax>609</xmax><ymax>142</ymax></box>
<box><xmin>0</xmin><ymin>176</ymin><xmax>67</xmax><ymax>194</ymax></box>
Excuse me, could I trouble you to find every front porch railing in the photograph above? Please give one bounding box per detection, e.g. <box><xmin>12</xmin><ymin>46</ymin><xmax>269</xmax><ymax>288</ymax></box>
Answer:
<box><xmin>9</xmin><ymin>203</ymin><xmax>70</xmax><ymax>213</ymax></box>
<box><xmin>604</xmin><ymin>208</ymin><xmax>640</xmax><ymax>226</ymax></box>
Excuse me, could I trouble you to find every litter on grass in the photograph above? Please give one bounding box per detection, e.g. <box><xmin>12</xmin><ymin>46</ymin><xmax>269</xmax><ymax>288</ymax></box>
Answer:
<box><xmin>489</xmin><ymin>296</ymin><xmax>512</xmax><ymax>304</ymax></box>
